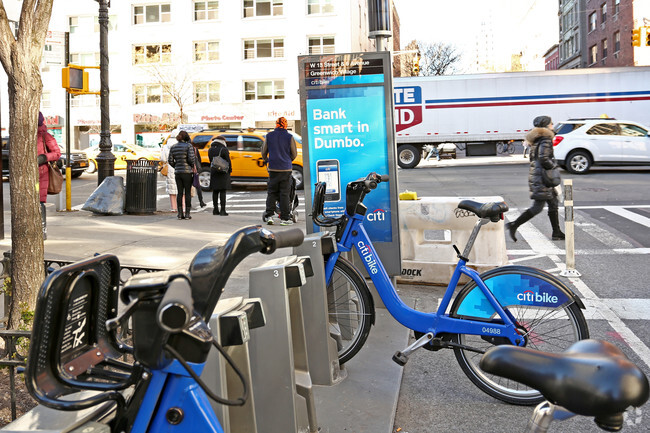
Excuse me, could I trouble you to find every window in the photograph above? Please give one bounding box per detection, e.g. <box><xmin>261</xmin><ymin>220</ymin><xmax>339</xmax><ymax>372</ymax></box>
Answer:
<box><xmin>133</xmin><ymin>44</ymin><xmax>172</xmax><ymax>65</ymax></box>
<box><xmin>244</xmin><ymin>80</ymin><xmax>284</xmax><ymax>100</ymax></box>
<box><xmin>589</xmin><ymin>12</ymin><xmax>597</xmax><ymax>32</ymax></box>
<box><xmin>133</xmin><ymin>84</ymin><xmax>172</xmax><ymax>104</ymax></box>
<box><xmin>602</xmin><ymin>39</ymin><xmax>607</xmax><ymax>58</ymax></box>
<box><xmin>586</xmin><ymin>123</ymin><xmax>620</xmax><ymax>135</ymax></box>
<box><xmin>194</xmin><ymin>41</ymin><xmax>219</xmax><ymax>62</ymax></box>
<box><xmin>69</xmin><ymin>16</ymin><xmax>78</xmax><ymax>33</ymax></box>
<box><xmin>71</xmin><ymin>52</ymin><xmax>100</xmax><ymax>66</ymax></box>
<box><xmin>308</xmin><ymin>0</ymin><xmax>334</xmax><ymax>14</ymax></box>
<box><xmin>308</xmin><ymin>36</ymin><xmax>335</xmax><ymax>54</ymax></box>
<box><xmin>614</xmin><ymin>0</ymin><xmax>620</xmax><ymax>14</ymax></box>
<box><xmin>589</xmin><ymin>45</ymin><xmax>597</xmax><ymax>64</ymax></box>
<box><xmin>194</xmin><ymin>81</ymin><xmax>220</xmax><ymax>103</ymax></box>
<box><xmin>94</xmin><ymin>15</ymin><xmax>118</xmax><ymax>32</ymax></box>
<box><xmin>133</xmin><ymin>4</ymin><xmax>171</xmax><ymax>25</ymax></box>
<box><xmin>194</xmin><ymin>1</ymin><xmax>218</xmax><ymax>20</ymax></box>
<box><xmin>555</xmin><ymin>123</ymin><xmax>584</xmax><ymax>134</ymax></box>
<box><xmin>244</xmin><ymin>39</ymin><xmax>284</xmax><ymax>59</ymax></box>
<box><xmin>614</xmin><ymin>31</ymin><xmax>620</xmax><ymax>52</ymax></box>
<box><xmin>243</xmin><ymin>0</ymin><xmax>283</xmax><ymax>18</ymax></box>
<box><xmin>71</xmin><ymin>94</ymin><xmax>99</xmax><ymax>107</ymax></box>
<box><xmin>619</xmin><ymin>124</ymin><xmax>648</xmax><ymax>137</ymax></box>
<box><xmin>69</xmin><ymin>16</ymin><xmax>94</xmax><ymax>33</ymax></box>
<box><xmin>601</xmin><ymin>3</ymin><xmax>607</xmax><ymax>22</ymax></box>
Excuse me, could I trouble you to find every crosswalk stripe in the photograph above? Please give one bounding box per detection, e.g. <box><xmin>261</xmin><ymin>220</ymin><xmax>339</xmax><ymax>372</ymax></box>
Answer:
<box><xmin>604</xmin><ymin>206</ymin><xmax>650</xmax><ymax>228</ymax></box>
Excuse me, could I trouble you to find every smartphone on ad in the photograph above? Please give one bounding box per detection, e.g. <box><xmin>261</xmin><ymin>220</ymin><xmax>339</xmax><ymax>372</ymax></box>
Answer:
<box><xmin>317</xmin><ymin>159</ymin><xmax>341</xmax><ymax>201</ymax></box>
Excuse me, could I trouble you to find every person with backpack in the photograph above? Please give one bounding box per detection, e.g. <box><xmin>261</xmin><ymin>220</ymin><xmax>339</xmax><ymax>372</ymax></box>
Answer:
<box><xmin>208</xmin><ymin>136</ymin><xmax>231</xmax><ymax>216</ymax></box>
<box><xmin>261</xmin><ymin>117</ymin><xmax>297</xmax><ymax>225</ymax></box>
<box><xmin>168</xmin><ymin>130</ymin><xmax>195</xmax><ymax>220</ymax></box>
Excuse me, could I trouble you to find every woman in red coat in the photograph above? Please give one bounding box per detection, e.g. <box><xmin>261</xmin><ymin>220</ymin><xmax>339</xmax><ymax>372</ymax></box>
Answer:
<box><xmin>36</xmin><ymin>112</ymin><xmax>61</xmax><ymax>239</ymax></box>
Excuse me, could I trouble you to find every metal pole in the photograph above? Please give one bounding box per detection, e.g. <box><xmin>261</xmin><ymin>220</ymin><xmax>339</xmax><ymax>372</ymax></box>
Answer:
<box><xmin>560</xmin><ymin>179</ymin><xmax>581</xmax><ymax>277</ymax></box>
<box><xmin>95</xmin><ymin>0</ymin><xmax>115</xmax><ymax>185</ymax></box>
<box><xmin>64</xmin><ymin>32</ymin><xmax>72</xmax><ymax>211</ymax></box>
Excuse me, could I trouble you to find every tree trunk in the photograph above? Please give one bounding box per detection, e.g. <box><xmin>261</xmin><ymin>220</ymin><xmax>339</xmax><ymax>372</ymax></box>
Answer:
<box><xmin>0</xmin><ymin>0</ymin><xmax>55</xmax><ymax>329</ymax></box>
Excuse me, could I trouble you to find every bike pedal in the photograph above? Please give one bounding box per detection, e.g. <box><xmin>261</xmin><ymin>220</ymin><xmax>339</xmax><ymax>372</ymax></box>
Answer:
<box><xmin>392</xmin><ymin>351</ymin><xmax>408</xmax><ymax>366</ymax></box>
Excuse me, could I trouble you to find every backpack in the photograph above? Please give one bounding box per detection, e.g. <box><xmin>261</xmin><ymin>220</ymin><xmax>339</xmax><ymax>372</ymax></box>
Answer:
<box><xmin>211</xmin><ymin>148</ymin><xmax>229</xmax><ymax>172</ymax></box>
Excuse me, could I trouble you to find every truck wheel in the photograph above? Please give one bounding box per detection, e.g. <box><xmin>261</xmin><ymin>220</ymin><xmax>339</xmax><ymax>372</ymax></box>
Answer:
<box><xmin>566</xmin><ymin>150</ymin><xmax>592</xmax><ymax>174</ymax></box>
<box><xmin>398</xmin><ymin>144</ymin><xmax>421</xmax><ymax>169</ymax></box>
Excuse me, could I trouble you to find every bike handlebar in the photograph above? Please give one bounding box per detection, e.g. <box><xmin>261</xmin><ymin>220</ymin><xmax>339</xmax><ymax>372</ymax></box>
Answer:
<box><xmin>157</xmin><ymin>277</ymin><xmax>193</xmax><ymax>333</ymax></box>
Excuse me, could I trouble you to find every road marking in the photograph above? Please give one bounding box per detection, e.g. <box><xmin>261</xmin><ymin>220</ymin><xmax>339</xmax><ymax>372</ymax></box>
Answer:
<box><xmin>574</xmin><ymin>213</ymin><xmax>635</xmax><ymax>249</ymax></box>
<box><xmin>604</xmin><ymin>206</ymin><xmax>650</xmax><ymax>228</ymax></box>
<box><xmin>507</xmin><ymin>210</ymin><xmax>650</xmax><ymax>370</ymax></box>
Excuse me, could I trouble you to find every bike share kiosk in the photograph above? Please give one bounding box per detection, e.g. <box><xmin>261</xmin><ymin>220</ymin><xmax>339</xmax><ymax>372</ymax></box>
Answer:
<box><xmin>292</xmin><ymin>232</ymin><xmax>346</xmax><ymax>386</ymax></box>
<box><xmin>248</xmin><ymin>255</ymin><xmax>318</xmax><ymax>433</ymax></box>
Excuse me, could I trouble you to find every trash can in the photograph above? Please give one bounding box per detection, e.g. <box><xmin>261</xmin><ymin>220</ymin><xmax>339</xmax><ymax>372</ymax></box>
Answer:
<box><xmin>125</xmin><ymin>159</ymin><xmax>157</xmax><ymax>214</ymax></box>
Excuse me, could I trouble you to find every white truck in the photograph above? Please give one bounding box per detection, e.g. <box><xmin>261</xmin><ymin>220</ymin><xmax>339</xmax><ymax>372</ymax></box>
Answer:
<box><xmin>393</xmin><ymin>66</ymin><xmax>650</xmax><ymax>168</ymax></box>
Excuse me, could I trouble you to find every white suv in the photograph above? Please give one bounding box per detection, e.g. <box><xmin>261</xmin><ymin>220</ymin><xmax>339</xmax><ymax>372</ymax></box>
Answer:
<box><xmin>553</xmin><ymin>118</ymin><xmax>650</xmax><ymax>174</ymax></box>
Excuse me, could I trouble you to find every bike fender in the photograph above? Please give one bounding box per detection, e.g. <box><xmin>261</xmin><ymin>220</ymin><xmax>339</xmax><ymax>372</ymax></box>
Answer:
<box><xmin>453</xmin><ymin>265</ymin><xmax>585</xmax><ymax>320</ymax></box>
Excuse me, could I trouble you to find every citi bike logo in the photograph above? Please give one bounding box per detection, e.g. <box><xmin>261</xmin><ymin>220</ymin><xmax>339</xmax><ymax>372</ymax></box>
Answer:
<box><xmin>357</xmin><ymin>241</ymin><xmax>379</xmax><ymax>275</ymax></box>
<box><xmin>367</xmin><ymin>208</ymin><xmax>386</xmax><ymax>222</ymax></box>
<box><xmin>517</xmin><ymin>290</ymin><xmax>559</xmax><ymax>304</ymax></box>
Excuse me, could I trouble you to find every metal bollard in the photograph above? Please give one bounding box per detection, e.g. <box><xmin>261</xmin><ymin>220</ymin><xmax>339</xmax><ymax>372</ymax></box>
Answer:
<box><xmin>202</xmin><ymin>296</ymin><xmax>265</xmax><ymax>433</ymax></box>
<box><xmin>248</xmin><ymin>256</ymin><xmax>318</xmax><ymax>433</ymax></box>
<box><xmin>293</xmin><ymin>232</ymin><xmax>346</xmax><ymax>386</ymax></box>
<box><xmin>560</xmin><ymin>179</ymin><xmax>581</xmax><ymax>277</ymax></box>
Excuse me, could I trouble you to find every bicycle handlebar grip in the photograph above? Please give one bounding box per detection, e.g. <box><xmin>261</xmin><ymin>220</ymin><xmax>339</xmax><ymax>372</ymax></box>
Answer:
<box><xmin>273</xmin><ymin>228</ymin><xmax>305</xmax><ymax>249</ymax></box>
<box><xmin>157</xmin><ymin>277</ymin><xmax>194</xmax><ymax>333</ymax></box>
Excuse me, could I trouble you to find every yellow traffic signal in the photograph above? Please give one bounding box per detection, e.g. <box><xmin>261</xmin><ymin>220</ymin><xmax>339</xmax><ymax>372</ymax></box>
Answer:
<box><xmin>632</xmin><ymin>28</ymin><xmax>641</xmax><ymax>47</ymax></box>
<box><xmin>646</xmin><ymin>27</ymin><xmax>650</xmax><ymax>46</ymax></box>
<box><xmin>62</xmin><ymin>65</ymin><xmax>89</xmax><ymax>93</ymax></box>
<box><xmin>413</xmin><ymin>52</ymin><xmax>421</xmax><ymax>76</ymax></box>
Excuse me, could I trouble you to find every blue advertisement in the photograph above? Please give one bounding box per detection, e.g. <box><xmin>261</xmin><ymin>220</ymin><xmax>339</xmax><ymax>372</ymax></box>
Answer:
<box><xmin>306</xmin><ymin>86</ymin><xmax>392</xmax><ymax>241</ymax></box>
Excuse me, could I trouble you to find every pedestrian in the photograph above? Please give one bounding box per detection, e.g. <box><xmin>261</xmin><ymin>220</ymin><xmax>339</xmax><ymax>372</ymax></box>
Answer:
<box><xmin>160</xmin><ymin>136</ymin><xmax>178</xmax><ymax>212</ymax></box>
<box><xmin>522</xmin><ymin>139</ymin><xmax>530</xmax><ymax>158</ymax></box>
<box><xmin>192</xmin><ymin>142</ymin><xmax>207</xmax><ymax>208</ymax></box>
<box><xmin>208</xmin><ymin>136</ymin><xmax>232</xmax><ymax>216</ymax></box>
<box><xmin>261</xmin><ymin>117</ymin><xmax>297</xmax><ymax>226</ymax></box>
<box><xmin>506</xmin><ymin>115</ymin><xmax>565</xmax><ymax>242</ymax></box>
<box><xmin>168</xmin><ymin>130</ymin><xmax>195</xmax><ymax>220</ymax></box>
<box><xmin>37</xmin><ymin>111</ymin><xmax>61</xmax><ymax>240</ymax></box>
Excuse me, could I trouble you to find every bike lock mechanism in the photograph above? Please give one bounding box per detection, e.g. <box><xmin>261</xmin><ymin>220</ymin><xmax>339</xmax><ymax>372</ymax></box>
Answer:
<box><xmin>157</xmin><ymin>277</ymin><xmax>194</xmax><ymax>333</ymax></box>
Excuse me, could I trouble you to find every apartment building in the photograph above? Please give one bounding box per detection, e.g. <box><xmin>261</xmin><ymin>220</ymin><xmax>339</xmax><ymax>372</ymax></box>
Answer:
<box><xmin>6</xmin><ymin>1</ymin><xmax>387</xmax><ymax>148</ymax></box>
<box><xmin>558</xmin><ymin>0</ymin><xmax>588</xmax><ymax>68</ymax></box>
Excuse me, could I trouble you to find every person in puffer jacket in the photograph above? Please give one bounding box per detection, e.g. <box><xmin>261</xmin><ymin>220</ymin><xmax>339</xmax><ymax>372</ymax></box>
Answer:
<box><xmin>168</xmin><ymin>130</ymin><xmax>195</xmax><ymax>220</ymax></box>
<box><xmin>506</xmin><ymin>115</ymin><xmax>565</xmax><ymax>242</ymax></box>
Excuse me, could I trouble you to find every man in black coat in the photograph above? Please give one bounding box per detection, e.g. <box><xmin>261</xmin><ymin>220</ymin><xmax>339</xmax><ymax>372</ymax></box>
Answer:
<box><xmin>261</xmin><ymin>117</ymin><xmax>297</xmax><ymax>225</ymax></box>
<box><xmin>506</xmin><ymin>115</ymin><xmax>565</xmax><ymax>242</ymax></box>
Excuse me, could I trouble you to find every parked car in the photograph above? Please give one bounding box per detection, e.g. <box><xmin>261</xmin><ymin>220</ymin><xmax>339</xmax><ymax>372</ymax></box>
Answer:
<box><xmin>162</xmin><ymin>128</ymin><xmax>304</xmax><ymax>191</ymax></box>
<box><xmin>2</xmin><ymin>136</ymin><xmax>89</xmax><ymax>178</ymax></box>
<box><xmin>84</xmin><ymin>142</ymin><xmax>161</xmax><ymax>172</ymax></box>
<box><xmin>553</xmin><ymin>118</ymin><xmax>650</xmax><ymax>174</ymax></box>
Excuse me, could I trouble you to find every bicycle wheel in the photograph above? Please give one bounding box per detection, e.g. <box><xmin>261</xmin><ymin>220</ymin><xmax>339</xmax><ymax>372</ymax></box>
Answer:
<box><xmin>327</xmin><ymin>256</ymin><xmax>375</xmax><ymax>364</ymax></box>
<box><xmin>450</xmin><ymin>267</ymin><xmax>589</xmax><ymax>405</ymax></box>
<box><xmin>496</xmin><ymin>143</ymin><xmax>505</xmax><ymax>154</ymax></box>
<box><xmin>507</xmin><ymin>143</ymin><xmax>516</xmax><ymax>154</ymax></box>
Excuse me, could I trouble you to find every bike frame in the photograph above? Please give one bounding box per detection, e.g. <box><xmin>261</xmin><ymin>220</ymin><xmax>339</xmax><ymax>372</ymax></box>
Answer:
<box><xmin>324</xmin><ymin>212</ymin><xmax>524</xmax><ymax>346</ymax></box>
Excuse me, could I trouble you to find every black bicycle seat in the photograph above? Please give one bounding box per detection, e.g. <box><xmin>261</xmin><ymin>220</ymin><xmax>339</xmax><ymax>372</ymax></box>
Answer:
<box><xmin>480</xmin><ymin>340</ymin><xmax>649</xmax><ymax>419</ymax></box>
<box><xmin>458</xmin><ymin>200</ymin><xmax>508</xmax><ymax>221</ymax></box>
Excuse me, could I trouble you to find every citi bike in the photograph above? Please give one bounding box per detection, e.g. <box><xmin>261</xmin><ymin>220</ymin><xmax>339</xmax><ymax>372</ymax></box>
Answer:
<box><xmin>314</xmin><ymin>172</ymin><xmax>590</xmax><ymax>405</ymax></box>
<box><xmin>481</xmin><ymin>339</ymin><xmax>649</xmax><ymax>432</ymax></box>
<box><xmin>25</xmin><ymin>225</ymin><xmax>304</xmax><ymax>432</ymax></box>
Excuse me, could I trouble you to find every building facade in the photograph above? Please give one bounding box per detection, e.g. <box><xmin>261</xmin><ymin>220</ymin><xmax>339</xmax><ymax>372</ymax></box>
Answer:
<box><xmin>4</xmin><ymin>0</ymin><xmax>392</xmax><ymax>148</ymax></box>
<box><xmin>544</xmin><ymin>44</ymin><xmax>560</xmax><ymax>69</ymax></box>
<box><xmin>558</xmin><ymin>0</ymin><xmax>588</xmax><ymax>68</ymax></box>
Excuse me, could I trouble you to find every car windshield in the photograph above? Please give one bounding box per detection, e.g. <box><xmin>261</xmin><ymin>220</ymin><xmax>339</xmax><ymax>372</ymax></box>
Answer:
<box><xmin>555</xmin><ymin>123</ymin><xmax>584</xmax><ymax>135</ymax></box>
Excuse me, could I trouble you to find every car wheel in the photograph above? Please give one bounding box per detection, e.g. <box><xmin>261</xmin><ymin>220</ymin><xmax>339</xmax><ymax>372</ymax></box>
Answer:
<box><xmin>199</xmin><ymin>167</ymin><xmax>211</xmax><ymax>192</ymax></box>
<box><xmin>566</xmin><ymin>150</ymin><xmax>592</xmax><ymax>174</ymax></box>
<box><xmin>292</xmin><ymin>165</ymin><xmax>304</xmax><ymax>190</ymax></box>
<box><xmin>398</xmin><ymin>144</ymin><xmax>421</xmax><ymax>169</ymax></box>
<box><xmin>86</xmin><ymin>159</ymin><xmax>97</xmax><ymax>174</ymax></box>
<box><xmin>71</xmin><ymin>172</ymin><xmax>83</xmax><ymax>179</ymax></box>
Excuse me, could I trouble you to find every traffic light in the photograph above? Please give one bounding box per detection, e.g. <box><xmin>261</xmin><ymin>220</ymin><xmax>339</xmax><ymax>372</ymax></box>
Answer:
<box><xmin>62</xmin><ymin>65</ymin><xmax>89</xmax><ymax>93</ymax></box>
<box><xmin>646</xmin><ymin>27</ymin><xmax>650</xmax><ymax>46</ymax></box>
<box><xmin>413</xmin><ymin>52</ymin><xmax>420</xmax><ymax>76</ymax></box>
<box><xmin>632</xmin><ymin>28</ymin><xmax>641</xmax><ymax>47</ymax></box>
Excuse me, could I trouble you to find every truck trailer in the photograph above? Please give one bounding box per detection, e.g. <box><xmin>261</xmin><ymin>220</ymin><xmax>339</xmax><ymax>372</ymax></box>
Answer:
<box><xmin>393</xmin><ymin>66</ymin><xmax>650</xmax><ymax>168</ymax></box>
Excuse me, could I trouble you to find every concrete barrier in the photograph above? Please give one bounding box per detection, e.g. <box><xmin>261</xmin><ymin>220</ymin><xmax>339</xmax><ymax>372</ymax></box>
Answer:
<box><xmin>398</xmin><ymin>197</ymin><xmax>508</xmax><ymax>285</ymax></box>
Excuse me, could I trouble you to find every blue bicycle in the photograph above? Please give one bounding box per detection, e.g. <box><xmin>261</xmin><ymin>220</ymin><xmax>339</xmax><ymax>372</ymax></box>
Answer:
<box><xmin>313</xmin><ymin>172</ymin><xmax>589</xmax><ymax>405</ymax></box>
<box><xmin>25</xmin><ymin>225</ymin><xmax>304</xmax><ymax>432</ymax></box>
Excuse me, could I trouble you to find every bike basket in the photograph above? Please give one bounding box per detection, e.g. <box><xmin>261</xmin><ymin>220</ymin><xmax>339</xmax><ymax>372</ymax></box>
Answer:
<box><xmin>26</xmin><ymin>254</ymin><xmax>134</xmax><ymax>411</ymax></box>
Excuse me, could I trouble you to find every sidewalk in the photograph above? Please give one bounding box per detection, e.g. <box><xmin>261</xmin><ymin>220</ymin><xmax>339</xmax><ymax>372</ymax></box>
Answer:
<box><xmin>416</xmin><ymin>147</ymin><xmax>530</xmax><ymax>169</ymax></box>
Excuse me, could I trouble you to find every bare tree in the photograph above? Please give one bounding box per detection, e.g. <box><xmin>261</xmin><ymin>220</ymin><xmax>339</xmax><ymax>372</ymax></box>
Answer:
<box><xmin>0</xmin><ymin>0</ymin><xmax>54</xmax><ymax>329</ymax></box>
<box><xmin>418</xmin><ymin>41</ymin><xmax>462</xmax><ymax>76</ymax></box>
<box><xmin>146</xmin><ymin>65</ymin><xmax>191</xmax><ymax>123</ymax></box>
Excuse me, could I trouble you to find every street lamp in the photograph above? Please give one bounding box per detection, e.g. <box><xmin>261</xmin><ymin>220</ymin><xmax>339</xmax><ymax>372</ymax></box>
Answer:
<box><xmin>95</xmin><ymin>0</ymin><xmax>115</xmax><ymax>185</ymax></box>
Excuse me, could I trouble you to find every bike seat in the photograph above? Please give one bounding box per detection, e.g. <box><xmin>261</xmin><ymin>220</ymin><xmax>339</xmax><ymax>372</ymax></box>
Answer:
<box><xmin>480</xmin><ymin>340</ymin><xmax>649</xmax><ymax>419</ymax></box>
<box><xmin>458</xmin><ymin>200</ymin><xmax>508</xmax><ymax>221</ymax></box>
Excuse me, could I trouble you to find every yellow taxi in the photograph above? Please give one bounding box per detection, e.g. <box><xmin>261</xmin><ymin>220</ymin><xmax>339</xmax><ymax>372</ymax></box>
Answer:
<box><xmin>163</xmin><ymin>129</ymin><xmax>304</xmax><ymax>191</ymax></box>
<box><xmin>84</xmin><ymin>143</ymin><xmax>161</xmax><ymax>172</ymax></box>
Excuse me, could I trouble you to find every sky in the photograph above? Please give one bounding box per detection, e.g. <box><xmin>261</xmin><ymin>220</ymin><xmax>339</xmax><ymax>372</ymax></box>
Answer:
<box><xmin>392</xmin><ymin>0</ymin><xmax>559</xmax><ymax>72</ymax></box>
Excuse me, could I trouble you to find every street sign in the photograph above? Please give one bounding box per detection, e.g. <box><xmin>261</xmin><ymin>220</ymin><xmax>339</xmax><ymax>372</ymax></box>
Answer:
<box><xmin>44</xmin><ymin>31</ymin><xmax>65</xmax><ymax>66</ymax></box>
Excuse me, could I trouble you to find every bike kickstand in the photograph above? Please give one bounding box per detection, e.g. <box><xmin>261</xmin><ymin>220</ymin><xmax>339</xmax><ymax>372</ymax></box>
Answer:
<box><xmin>392</xmin><ymin>332</ymin><xmax>434</xmax><ymax>366</ymax></box>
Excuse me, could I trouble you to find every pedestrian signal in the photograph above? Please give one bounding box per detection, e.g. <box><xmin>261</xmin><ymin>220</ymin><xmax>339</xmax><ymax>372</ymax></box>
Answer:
<box><xmin>62</xmin><ymin>65</ymin><xmax>88</xmax><ymax>93</ymax></box>
<box><xmin>632</xmin><ymin>28</ymin><xmax>641</xmax><ymax>47</ymax></box>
